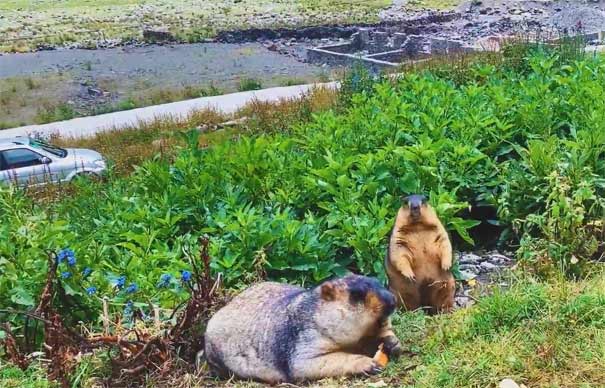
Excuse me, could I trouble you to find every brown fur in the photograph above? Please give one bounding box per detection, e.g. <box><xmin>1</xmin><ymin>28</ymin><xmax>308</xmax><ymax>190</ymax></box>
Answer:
<box><xmin>385</xmin><ymin>202</ymin><xmax>455</xmax><ymax>314</ymax></box>
<box><xmin>204</xmin><ymin>275</ymin><xmax>402</xmax><ymax>384</ymax></box>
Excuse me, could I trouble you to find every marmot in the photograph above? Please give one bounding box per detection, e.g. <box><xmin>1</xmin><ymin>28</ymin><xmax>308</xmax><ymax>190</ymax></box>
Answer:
<box><xmin>204</xmin><ymin>275</ymin><xmax>402</xmax><ymax>384</ymax></box>
<box><xmin>385</xmin><ymin>194</ymin><xmax>455</xmax><ymax>314</ymax></box>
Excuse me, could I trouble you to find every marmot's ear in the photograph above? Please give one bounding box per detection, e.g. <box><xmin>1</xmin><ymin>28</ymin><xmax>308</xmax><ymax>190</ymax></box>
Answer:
<box><xmin>400</xmin><ymin>195</ymin><xmax>409</xmax><ymax>204</ymax></box>
<box><xmin>320</xmin><ymin>283</ymin><xmax>337</xmax><ymax>301</ymax></box>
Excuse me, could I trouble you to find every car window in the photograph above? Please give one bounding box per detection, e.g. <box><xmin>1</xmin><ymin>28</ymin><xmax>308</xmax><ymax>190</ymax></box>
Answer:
<box><xmin>1</xmin><ymin>148</ymin><xmax>45</xmax><ymax>170</ymax></box>
<box><xmin>29</xmin><ymin>138</ymin><xmax>68</xmax><ymax>158</ymax></box>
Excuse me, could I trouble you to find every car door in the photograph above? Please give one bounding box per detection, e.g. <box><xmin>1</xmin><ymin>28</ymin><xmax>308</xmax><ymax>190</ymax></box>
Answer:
<box><xmin>0</xmin><ymin>152</ymin><xmax>8</xmax><ymax>185</ymax></box>
<box><xmin>0</xmin><ymin>148</ymin><xmax>51</xmax><ymax>186</ymax></box>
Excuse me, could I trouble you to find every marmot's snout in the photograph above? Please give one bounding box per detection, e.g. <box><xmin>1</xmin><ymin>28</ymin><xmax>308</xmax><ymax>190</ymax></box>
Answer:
<box><xmin>405</xmin><ymin>194</ymin><xmax>427</xmax><ymax>220</ymax></box>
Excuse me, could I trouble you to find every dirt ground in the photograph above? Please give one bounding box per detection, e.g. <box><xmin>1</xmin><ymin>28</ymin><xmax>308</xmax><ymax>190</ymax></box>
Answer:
<box><xmin>0</xmin><ymin>43</ymin><xmax>332</xmax><ymax>129</ymax></box>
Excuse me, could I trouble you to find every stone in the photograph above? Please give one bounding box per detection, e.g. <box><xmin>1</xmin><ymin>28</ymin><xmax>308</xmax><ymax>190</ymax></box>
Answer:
<box><xmin>351</xmin><ymin>32</ymin><xmax>362</xmax><ymax>49</ymax></box>
<box><xmin>401</xmin><ymin>34</ymin><xmax>425</xmax><ymax>56</ymax></box>
<box><xmin>372</xmin><ymin>31</ymin><xmax>388</xmax><ymax>53</ymax></box>
<box><xmin>459</xmin><ymin>264</ymin><xmax>479</xmax><ymax>272</ymax></box>
<box><xmin>459</xmin><ymin>270</ymin><xmax>477</xmax><ymax>280</ymax></box>
<box><xmin>459</xmin><ymin>253</ymin><xmax>483</xmax><ymax>264</ymax></box>
<box><xmin>455</xmin><ymin>296</ymin><xmax>475</xmax><ymax>308</ymax></box>
<box><xmin>480</xmin><ymin>261</ymin><xmax>498</xmax><ymax>271</ymax></box>
<box><xmin>487</xmin><ymin>253</ymin><xmax>511</xmax><ymax>265</ymax></box>
<box><xmin>393</xmin><ymin>33</ymin><xmax>407</xmax><ymax>48</ymax></box>
<box><xmin>142</xmin><ymin>27</ymin><xmax>174</xmax><ymax>43</ymax></box>
<box><xmin>358</xmin><ymin>28</ymin><xmax>371</xmax><ymax>48</ymax></box>
<box><xmin>499</xmin><ymin>379</ymin><xmax>521</xmax><ymax>388</ymax></box>
<box><xmin>87</xmin><ymin>87</ymin><xmax>103</xmax><ymax>97</ymax></box>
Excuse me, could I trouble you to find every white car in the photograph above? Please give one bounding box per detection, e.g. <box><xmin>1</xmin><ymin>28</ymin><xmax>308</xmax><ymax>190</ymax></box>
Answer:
<box><xmin>0</xmin><ymin>136</ymin><xmax>106</xmax><ymax>186</ymax></box>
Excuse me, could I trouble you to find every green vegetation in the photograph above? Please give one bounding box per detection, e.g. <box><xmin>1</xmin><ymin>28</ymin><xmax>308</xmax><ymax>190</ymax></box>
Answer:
<box><xmin>405</xmin><ymin>0</ymin><xmax>464</xmax><ymax>10</ymax></box>
<box><xmin>238</xmin><ymin>77</ymin><xmax>263</xmax><ymax>92</ymax></box>
<box><xmin>0</xmin><ymin>0</ymin><xmax>391</xmax><ymax>52</ymax></box>
<box><xmin>34</xmin><ymin>103</ymin><xmax>76</xmax><ymax>124</ymax></box>
<box><xmin>2</xmin><ymin>46</ymin><xmax>605</xmax><ymax>386</ymax></box>
<box><xmin>388</xmin><ymin>273</ymin><xmax>605</xmax><ymax>387</ymax></box>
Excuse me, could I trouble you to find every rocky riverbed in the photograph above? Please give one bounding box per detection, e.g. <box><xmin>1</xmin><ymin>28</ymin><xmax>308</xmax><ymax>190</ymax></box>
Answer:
<box><xmin>455</xmin><ymin>251</ymin><xmax>516</xmax><ymax>309</ymax></box>
<box><xmin>1</xmin><ymin>0</ymin><xmax>603</xmax><ymax>129</ymax></box>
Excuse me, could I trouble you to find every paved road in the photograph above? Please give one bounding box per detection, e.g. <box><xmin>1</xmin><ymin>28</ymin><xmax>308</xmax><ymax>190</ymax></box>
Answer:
<box><xmin>0</xmin><ymin>82</ymin><xmax>338</xmax><ymax>139</ymax></box>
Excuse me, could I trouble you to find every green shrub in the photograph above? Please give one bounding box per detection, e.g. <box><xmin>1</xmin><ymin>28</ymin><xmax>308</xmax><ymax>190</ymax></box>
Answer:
<box><xmin>2</xmin><ymin>48</ymin><xmax>605</xmax><ymax>327</ymax></box>
<box><xmin>238</xmin><ymin>78</ymin><xmax>262</xmax><ymax>92</ymax></box>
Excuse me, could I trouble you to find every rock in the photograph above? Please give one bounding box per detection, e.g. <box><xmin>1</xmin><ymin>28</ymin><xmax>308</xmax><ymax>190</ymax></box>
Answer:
<box><xmin>480</xmin><ymin>261</ymin><xmax>498</xmax><ymax>271</ymax></box>
<box><xmin>459</xmin><ymin>252</ymin><xmax>483</xmax><ymax>264</ymax></box>
<box><xmin>499</xmin><ymin>379</ymin><xmax>521</xmax><ymax>388</ymax></box>
<box><xmin>459</xmin><ymin>263</ymin><xmax>479</xmax><ymax>272</ymax></box>
<box><xmin>455</xmin><ymin>296</ymin><xmax>475</xmax><ymax>308</ymax></box>
<box><xmin>87</xmin><ymin>87</ymin><xmax>103</xmax><ymax>97</ymax></box>
<box><xmin>143</xmin><ymin>27</ymin><xmax>174</xmax><ymax>43</ymax></box>
<box><xmin>459</xmin><ymin>270</ymin><xmax>477</xmax><ymax>280</ymax></box>
<box><xmin>487</xmin><ymin>253</ymin><xmax>511</xmax><ymax>265</ymax></box>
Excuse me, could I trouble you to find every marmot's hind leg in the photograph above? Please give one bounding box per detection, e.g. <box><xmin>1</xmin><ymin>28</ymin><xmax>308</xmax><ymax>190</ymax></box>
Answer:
<box><xmin>426</xmin><ymin>276</ymin><xmax>455</xmax><ymax>314</ymax></box>
<box><xmin>291</xmin><ymin>353</ymin><xmax>382</xmax><ymax>381</ymax></box>
<box><xmin>390</xmin><ymin>283</ymin><xmax>421</xmax><ymax>312</ymax></box>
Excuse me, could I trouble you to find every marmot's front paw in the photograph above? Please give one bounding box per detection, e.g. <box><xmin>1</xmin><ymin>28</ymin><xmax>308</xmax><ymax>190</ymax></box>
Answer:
<box><xmin>382</xmin><ymin>335</ymin><xmax>403</xmax><ymax>358</ymax></box>
<box><xmin>356</xmin><ymin>357</ymin><xmax>383</xmax><ymax>376</ymax></box>
<box><xmin>401</xmin><ymin>268</ymin><xmax>416</xmax><ymax>282</ymax></box>
<box><xmin>441</xmin><ymin>261</ymin><xmax>452</xmax><ymax>271</ymax></box>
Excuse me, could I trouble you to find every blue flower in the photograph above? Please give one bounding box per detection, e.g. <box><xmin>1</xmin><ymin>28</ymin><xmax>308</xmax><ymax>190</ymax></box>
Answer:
<box><xmin>86</xmin><ymin>286</ymin><xmax>97</xmax><ymax>295</ymax></box>
<box><xmin>158</xmin><ymin>274</ymin><xmax>172</xmax><ymax>288</ymax></box>
<box><xmin>114</xmin><ymin>275</ymin><xmax>126</xmax><ymax>289</ymax></box>
<box><xmin>82</xmin><ymin>267</ymin><xmax>92</xmax><ymax>278</ymax></box>
<box><xmin>180</xmin><ymin>270</ymin><xmax>192</xmax><ymax>283</ymax></box>
<box><xmin>125</xmin><ymin>283</ymin><xmax>138</xmax><ymax>294</ymax></box>
<box><xmin>124</xmin><ymin>300</ymin><xmax>134</xmax><ymax>316</ymax></box>
<box><xmin>57</xmin><ymin>248</ymin><xmax>75</xmax><ymax>265</ymax></box>
<box><xmin>61</xmin><ymin>271</ymin><xmax>72</xmax><ymax>279</ymax></box>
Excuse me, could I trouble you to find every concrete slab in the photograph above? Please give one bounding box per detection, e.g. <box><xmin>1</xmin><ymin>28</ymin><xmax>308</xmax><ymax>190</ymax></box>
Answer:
<box><xmin>0</xmin><ymin>82</ymin><xmax>339</xmax><ymax>139</ymax></box>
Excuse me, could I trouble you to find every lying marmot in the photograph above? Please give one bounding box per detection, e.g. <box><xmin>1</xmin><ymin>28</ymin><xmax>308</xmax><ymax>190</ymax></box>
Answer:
<box><xmin>385</xmin><ymin>194</ymin><xmax>455</xmax><ymax>314</ymax></box>
<box><xmin>204</xmin><ymin>275</ymin><xmax>402</xmax><ymax>384</ymax></box>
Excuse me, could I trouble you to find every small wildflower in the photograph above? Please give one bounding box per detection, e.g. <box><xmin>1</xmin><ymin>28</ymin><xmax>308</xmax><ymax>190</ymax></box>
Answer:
<box><xmin>61</xmin><ymin>271</ymin><xmax>72</xmax><ymax>279</ymax></box>
<box><xmin>57</xmin><ymin>248</ymin><xmax>75</xmax><ymax>265</ymax></box>
<box><xmin>86</xmin><ymin>286</ymin><xmax>97</xmax><ymax>295</ymax></box>
<box><xmin>115</xmin><ymin>275</ymin><xmax>126</xmax><ymax>289</ymax></box>
<box><xmin>124</xmin><ymin>300</ymin><xmax>134</xmax><ymax>316</ymax></box>
<box><xmin>82</xmin><ymin>267</ymin><xmax>92</xmax><ymax>278</ymax></box>
<box><xmin>180</xmin><ymin>270</ymin><xmax>192</xmax><ymax>283</ymax></box>
<box><xmin>158</xmin><ymin>274</ymin><xmax>172</xmax><ymax>288</ymax></box>
<box><xmin>125</xmin><ymin>283</ymin><xmax>138</xmax><ymax>294</ymax></box>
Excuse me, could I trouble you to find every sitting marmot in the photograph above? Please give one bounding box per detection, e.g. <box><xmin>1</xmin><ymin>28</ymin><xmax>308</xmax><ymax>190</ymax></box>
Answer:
<box><xmin>385</xmin><ymin>194</ymin><xmax>455</xmax><ymax>314</ymax></box>
<box><xmin>204</xmin><ymin>275</ymin><xmax>402</xmax><ymax>384</ymax></box>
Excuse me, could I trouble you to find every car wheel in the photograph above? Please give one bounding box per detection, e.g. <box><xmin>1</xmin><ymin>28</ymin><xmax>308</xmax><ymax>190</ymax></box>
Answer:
<box><xmin>72</xmin><ymin>171</ymin><xmax>100</xmax><ymax>182</ymax></box>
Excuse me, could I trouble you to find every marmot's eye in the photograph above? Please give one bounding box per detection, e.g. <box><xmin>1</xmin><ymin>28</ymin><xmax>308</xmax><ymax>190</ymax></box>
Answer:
<box><xmin>349</xmin><ymin>289</ymin><xmax>366</xmax><ymax>303</ymax></box>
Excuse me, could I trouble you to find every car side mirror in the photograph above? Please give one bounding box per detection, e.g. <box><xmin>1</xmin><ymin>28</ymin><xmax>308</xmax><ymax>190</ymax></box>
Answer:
<box><xmin>40</xmin><ymin>156</ymin><xmax>51</xmax><ymax>164</ymax></box>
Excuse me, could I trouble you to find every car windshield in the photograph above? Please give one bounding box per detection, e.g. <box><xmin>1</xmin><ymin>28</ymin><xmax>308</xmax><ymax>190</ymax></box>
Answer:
<box><xmin>28</xmin><ymin>138</ymin><xmax>68</xmax><ymax>158</ymax></box>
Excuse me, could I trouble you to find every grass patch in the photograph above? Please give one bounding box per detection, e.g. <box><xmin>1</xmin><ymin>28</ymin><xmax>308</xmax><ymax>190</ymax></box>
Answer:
<box><xmin>2</xmin><ymin>45</ymin><xmax>604</xmax><ymax>387</ymax></box>
<box><xmin>404</xmin><ymin>0</ymin><xmax>464</xmax><ymax>10</ymax></box>
<box><xmin>0</xmin><ymin>363</ymin><xmax>55</xmax><ymax>388</ymax></box>
<box><xmin>395</xmin><ymin>273</ymin><xmax>605</xmax><ymax>387</ymax></box>
<box><xmin>238</xmin><ymin>77</ymin><xmax>263</xmax><ymax>92</ymax></box>
<box><xmin>0</xmin><ymin>0</ymin><xmax>391</xmax><ymax>52</ymax></box>
<box><xmin>34</xmin><ymin>103</ymin><xmax>76</xmax><ymax>124</ymax></box>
